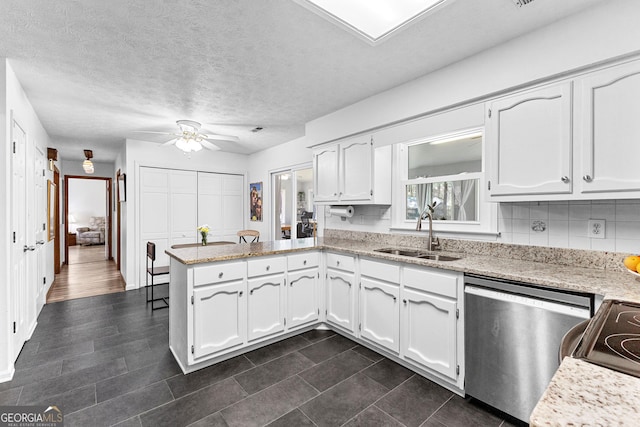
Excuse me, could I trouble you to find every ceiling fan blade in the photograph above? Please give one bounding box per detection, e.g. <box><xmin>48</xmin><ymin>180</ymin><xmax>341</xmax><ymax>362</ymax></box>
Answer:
<box><xmin>131</xmin><ymin>130</ymin><xmax>175</xmax><ymax>135</ymax></box>
<box><xmin>200</xmin><ymin>140</ymin><xmax>221</xmax><ymax>151</ymax></box>
<box><xmin>162</xmin><ymin>138</ymin><xmax>179</xmax><ymax>146</ymax></box>
<box><xmin>202</xmin><ymin>133</ymin><xmax>239</xmax><ymax>142</ymax></box>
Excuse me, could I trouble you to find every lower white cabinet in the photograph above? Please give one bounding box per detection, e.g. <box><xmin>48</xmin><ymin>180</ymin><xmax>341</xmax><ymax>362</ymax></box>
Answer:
<box><xmin>192</xmin><ymin>280</ymin><xmax>246</xmax><ymax>359</ymax></box>
<box><xmin>401</xmin><ymin>267</ymin><xmax>460</xmax><ymax>381</ymax></box>
<box><xmin>359</xmin><ymin>259</ymin><xmax>400</xmax><ymax>354</ymax></box>
<box><xmin>247</xmin><ymin>274</ymin><xmax>286</xmax><ymax>341</ymax></box>
<box><xmin>287</xmin><ymin>269</ymin><xmax>320</xmax><ymax>329</ymax></box>
<box><xmin>325</xmin><ymin>253</ymin><xmax>357</xmax><ymax>333</ymax></box>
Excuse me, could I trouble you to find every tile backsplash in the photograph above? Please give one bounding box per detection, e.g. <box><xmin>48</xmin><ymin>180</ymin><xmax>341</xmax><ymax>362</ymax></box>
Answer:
<box><xmin>498</xmin><ymin>200</ymin><xmax>640</xmax><ymax>253</ymax></box>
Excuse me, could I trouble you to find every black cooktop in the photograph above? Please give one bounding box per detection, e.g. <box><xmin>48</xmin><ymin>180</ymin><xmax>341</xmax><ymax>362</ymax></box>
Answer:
<box><xmin>573</xmin><ymin>299</ymin><xmax>640</xmax><ymax>378</ymax></box>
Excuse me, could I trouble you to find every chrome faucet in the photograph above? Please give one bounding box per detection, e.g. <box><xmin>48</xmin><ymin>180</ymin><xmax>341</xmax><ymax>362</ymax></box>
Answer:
<box><xmin>416</xmin><ymin>202</ymin><xmax>440</xmax><ymax>251</ymax></box>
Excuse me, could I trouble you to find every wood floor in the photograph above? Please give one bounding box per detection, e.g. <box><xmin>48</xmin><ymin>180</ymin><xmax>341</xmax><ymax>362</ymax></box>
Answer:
<box><xmin>48</xmin><ymin>245</ymin><xmax>125</xmax><ymax>303</ymax></box>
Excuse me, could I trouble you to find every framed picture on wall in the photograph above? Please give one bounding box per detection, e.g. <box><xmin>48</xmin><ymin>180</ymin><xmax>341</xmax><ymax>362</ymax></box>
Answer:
<box><xmin>249</xmin><ymin>182</ymin><xmax>262</xmax><ymax>222</ymax></box>
<box><xmin>47</xmin><ymin>180</ymin><xmax>56</xmax><ymax>241</ymax></box>
<box><xmin>118</xmin><ymin>173</ymin><xmax>126</xmax><ymax>202</ymax></box>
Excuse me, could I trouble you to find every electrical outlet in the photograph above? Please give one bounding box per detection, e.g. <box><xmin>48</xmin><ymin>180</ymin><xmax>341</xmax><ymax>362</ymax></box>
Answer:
<box><xmin>588</xmin><ymin>219</ymin><xmax>606</xmax><ymax>239</ymax></box>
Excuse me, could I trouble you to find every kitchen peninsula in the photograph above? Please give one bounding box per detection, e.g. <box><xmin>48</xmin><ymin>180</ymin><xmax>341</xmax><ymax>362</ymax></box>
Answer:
<box><xmin>165</xmin><ymin>233</ymin><xmax>640</xmax><ymax>425</ymax></box>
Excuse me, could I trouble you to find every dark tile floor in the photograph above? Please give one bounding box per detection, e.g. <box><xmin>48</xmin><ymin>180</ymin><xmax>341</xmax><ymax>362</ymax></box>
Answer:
<box><xmin>1</xmin><ymin>289</ymin><xmax>525</xmax><ymax>427</ymax></box>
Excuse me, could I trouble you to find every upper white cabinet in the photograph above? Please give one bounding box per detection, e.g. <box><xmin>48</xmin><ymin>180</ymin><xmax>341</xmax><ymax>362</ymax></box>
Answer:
<box><xmin>485</xmin><ymin>82</ymin><xmax>573</xmax><ymax>198</ymax></box>
<box><xmin>575</xmin><ymin>60</ymin><xmax>640</xmax><ymax>194</ymax></box>
<box><xmin>486</xmin><ymin>58</ymin><xmax>640</xmax><ymax>201</ymax></box>
<box><xmin>313</xmin><ymin>135</ymin><xmax>391</xmax><ymax>205</ymax></box>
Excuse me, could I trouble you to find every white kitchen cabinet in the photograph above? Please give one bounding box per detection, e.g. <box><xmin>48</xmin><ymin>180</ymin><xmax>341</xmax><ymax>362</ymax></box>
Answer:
<box><xmin>313</xmin><ymin>144</ymin><xmax>340</xmax><ymax>202</ymax></box>
<box><xmin>325</xmin><ymin>253</ymin><xmax>357</xmax><ymax>333</ymax></box>
<box><xmin>486</xmin><ymin>82</ymin><xmax>573</xmax><ymax>198</ymax></box>
<box><xmin>312</xmin><ymin>135</ymin><xmax>391</xmax><ymax>205</ymax></box>
<box><xmin>401</xmin><ymin>267</ymin><xmax>460</xmax><ymax>381</ymax></box>
<box><xmin>247</xmin><ymin>257</ymin><xmax>287</xmax><ymax>342</ymax></box>
<box><xmin>192</xmin><ymin>280</ymin><xmax>246</xmax><ymax>359</ymax></box>
<box><xmin>287</xmin><ymin>252</ymin><xmax>320</xmax><ymax>330</ymax></box>
<box><xmin>359</xmin><ymin>259</ymin><xmax>400</xmax><ymax>354</ymax></box>
<box><xmin>575</xmin><ymin>59</ymin><xmax>640</xmax><ymax>194</ymax></box>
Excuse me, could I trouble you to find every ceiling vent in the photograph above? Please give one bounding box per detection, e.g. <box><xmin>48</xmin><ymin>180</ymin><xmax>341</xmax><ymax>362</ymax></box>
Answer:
<box><xmin>512</xmin><ymin>0</ymin><xmax>535</xmax><ymax>7</ymax></box>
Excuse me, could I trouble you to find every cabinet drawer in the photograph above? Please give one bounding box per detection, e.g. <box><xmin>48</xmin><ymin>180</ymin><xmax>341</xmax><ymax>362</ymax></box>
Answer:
<box><xmin>360</xmin><ymin>258</ymin><xmax>400</xmax><ymax>283</ymax></box>
<box><xmin>326</xmin><ymin>252</ymin><xmax>355</xmax><ymax>271</ymax></box>
<box><xmin>247</xmin><ymin>256</ymin><xmax>286</xmax><ymax>277</ymax></box>
<box><xmin>194</xmin><ymin>261</ymin><xmax>245</xmax><ymax>286</ymax></box>
<box><xmin>287</xmin><ymin>252</ymin><xmax>319</xmax><ymax>271</ymax></box>
<box><xmin>403</xmin><ymin>267</ymin><xmax>459</xmax><ymax>299</ymax></box>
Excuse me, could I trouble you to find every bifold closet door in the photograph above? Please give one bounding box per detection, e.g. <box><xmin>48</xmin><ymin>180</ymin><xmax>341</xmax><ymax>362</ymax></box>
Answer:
<box><xmin>198</xmin><ymin>172</ymin><xmax>244</xmax><ymax>242</ymax></box>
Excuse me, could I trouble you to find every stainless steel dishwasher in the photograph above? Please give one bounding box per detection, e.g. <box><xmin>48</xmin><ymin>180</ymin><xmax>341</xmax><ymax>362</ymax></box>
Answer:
<box><xmin>464</xmin><ymin>275</ymin><xmax>593</xmax><ymax>423</ymax></box>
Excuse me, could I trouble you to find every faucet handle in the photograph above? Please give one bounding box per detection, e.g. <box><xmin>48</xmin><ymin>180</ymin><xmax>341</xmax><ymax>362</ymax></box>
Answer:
<box><xmin>432</xmin><ymin>237</ymin><xmax>441</xmax><ymax>249</ymax></box>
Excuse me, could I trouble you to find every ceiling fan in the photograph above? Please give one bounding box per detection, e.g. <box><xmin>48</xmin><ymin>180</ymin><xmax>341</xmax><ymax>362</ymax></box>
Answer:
<box><xmin>134</xmin><ymin>120</ymin><xmax>240</xmax><ymax>153</ymax></box>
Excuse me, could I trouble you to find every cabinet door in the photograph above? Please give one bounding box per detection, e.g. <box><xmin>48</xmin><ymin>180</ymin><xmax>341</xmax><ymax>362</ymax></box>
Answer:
<box><xmin>247</xmin><ymin>274</ymin><xmax>286</xmax><ymax>341</ymax></box>
<box><xmin>401</xmin><ymin>287</ymin><xmax>457</xmax><ymax>380</ymax></box>
<box><xmin>193</xmin><ymin>281</ymin><xmax>246</xmax><ymax>358</ymax></box>
<box><xmin>577</xmin><ymin>60</ymin><xmax>640</xmax><ymax>193</ymax></box>
<box><xmin>313</xmin><ymin>145</ymin><xmax>339</xmax><ymax>202</ymax></box>
<box><xmin>340</xmin><ymin>136</ymin><xmax>373</xmax><ymax>201</ymax></box>
<box><xmin>486</xmin><ymin>83</ymin><xmax>573</xmax><ymax>197</ymax></box>
<box><xmin>287</xmin><ymin>268</ymin><xmax>319</xmax><ymax>329</ymax></box>
<box><xmin>325</xmin><ymin>268</ymin><xmax>356</xmax><ymax>333</ymax></box>
<box><xmin>360</xmin><ymin>277</ymin><xmax>399</xmax><ymax>354</ymax></box>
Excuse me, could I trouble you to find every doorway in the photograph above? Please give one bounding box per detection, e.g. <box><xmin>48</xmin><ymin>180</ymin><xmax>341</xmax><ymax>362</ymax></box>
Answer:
<box><xmin>64</xmin><ymin>175</ymin><xmax>112</xmax><ymax>264</ymax></box>
<box><xmin>272</xmin><ymin>165</ymin><xmax>313</xmax><ymax>240</ymax></box>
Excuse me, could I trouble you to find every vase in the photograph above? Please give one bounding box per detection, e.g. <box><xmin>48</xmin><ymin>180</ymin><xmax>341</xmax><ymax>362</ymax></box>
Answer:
<box><xmin>201</xmin><ymin>233</ymin><xmax>207</xmax><ymax>246</ymax></box>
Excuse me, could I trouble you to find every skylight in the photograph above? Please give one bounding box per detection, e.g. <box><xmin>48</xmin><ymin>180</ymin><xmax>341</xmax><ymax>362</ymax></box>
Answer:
<box><xmin>295</xmin><ymin>0</ymin><xmax>450</xmax><ymax>45</ymax></box>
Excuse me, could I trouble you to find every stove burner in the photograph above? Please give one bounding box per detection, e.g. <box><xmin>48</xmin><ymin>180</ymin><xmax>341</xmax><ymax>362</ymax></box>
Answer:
<box><xmin>573</xmin><ymin>300</ymin><xmax>640</xmax><ymax>378</ymax></box>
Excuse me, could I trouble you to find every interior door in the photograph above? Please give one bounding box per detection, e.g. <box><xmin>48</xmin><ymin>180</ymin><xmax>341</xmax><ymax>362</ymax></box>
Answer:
<box><xmin>34</xmin><ymin>147</ymin><xmax>47</xmax><ymax>311</ymax></box>
<box><xmin>11</xmin><ymin>118</ymin><xmax>28</xmax><ymax>360</ymax></box>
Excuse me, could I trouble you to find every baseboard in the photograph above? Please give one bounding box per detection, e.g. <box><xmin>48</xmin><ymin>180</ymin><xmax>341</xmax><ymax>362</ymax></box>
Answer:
<box><xmin>125</xmin><ymin>282</ymin><xmax>138</xmax><ymax>291</ymax></box>
<box><xmin>0</xmin><ymin>365</ymin><xmax>15</xmax><ymax>384</ymax></box>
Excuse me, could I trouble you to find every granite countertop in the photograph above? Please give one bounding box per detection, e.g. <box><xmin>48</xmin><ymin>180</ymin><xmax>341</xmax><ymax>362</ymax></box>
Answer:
<box><xmin>166</xmin><ymin>236</ymin><xmax>640</xmax><ymax>425</ymax></box>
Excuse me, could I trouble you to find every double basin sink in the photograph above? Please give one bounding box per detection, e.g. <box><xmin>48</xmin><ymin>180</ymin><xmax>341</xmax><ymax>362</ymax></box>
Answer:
<box><xmin>374</xmin><ymin>248</ymin><xmax>461</xmax><ymax>262</ymax></box>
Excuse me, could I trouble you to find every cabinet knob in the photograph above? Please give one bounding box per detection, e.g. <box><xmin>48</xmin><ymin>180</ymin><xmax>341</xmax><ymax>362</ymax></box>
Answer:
<box><xmin>403</xmin><ymin>299</ymin><xmax>407</xmax><ymax>305</ymax></box>
<box><xmin>303</xmin><ymin>260</ymin><xmax>307</xmax><ymax>265</ymax></box>
<box><xmin>266</xmin><ymin>265</ymin><xmax>270</xmax><ymax>271</ymax></box>
<box><xmin>239</xmin><ymin>291</ymin><xmax>243</xmax><ymax>297</ymax></box>
<box><xmin>583</xmin><ymin>175</ymin><xmax>593</xmax><ymax>182</ymax></box>
<box><xmin>218</xmin><ymin>272</ymin><xmax>224</xmax><ymax>278</ymax></box>
<box><xmin>336</xmin><ymin>260</ymin><xmax>340</xmax><ymax>266</ymax></box>
<box><xmin>561</xmin><ymin>176</ymin><xmax>570</xmax><ymax>183</ymax></box>
<box><xmin>393</xmin><ymin>296</ymin><xmax>397</xmax><ymax>302</ymax></box>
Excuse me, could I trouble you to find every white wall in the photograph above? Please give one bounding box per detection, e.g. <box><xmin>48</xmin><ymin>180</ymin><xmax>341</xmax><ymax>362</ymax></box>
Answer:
<box><xmin>67</xmin><ymin>178</ymin><xmax>107</xmax><ymax>232</ymax></box>
<box><xmin>312</xmin><ymin>0</ymin><xmax>640</xmax><ymax>253</ymax></box>
<box><xmin>247</xmin><ymin>136</ymin><xmax>315</xmax><ymax>241</ymax></box>
<box><xmin>1</xmin><ymin>60</ymin><xmax>53</xmax><ymax>382</ymax></box>
<box><xmin>306</xmin><ymin>0</ymin><xmax>640</xmax><ymax>145</ymax></box>
<box><xmin>122</xmin><ymin>138</ymin><xmax>248</xmax><ymax>288</ymax></box>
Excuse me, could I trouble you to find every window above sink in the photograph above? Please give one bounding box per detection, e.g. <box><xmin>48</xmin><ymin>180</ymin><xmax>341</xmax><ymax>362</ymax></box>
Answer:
<box><xmin>391</xmin><ymin>127</ymin><xmax>497</xmax><ymax>236</ymax></box>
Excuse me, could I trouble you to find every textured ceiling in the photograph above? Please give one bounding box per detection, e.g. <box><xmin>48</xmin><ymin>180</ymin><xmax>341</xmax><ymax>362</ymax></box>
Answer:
<box><xmin>0</xmin><ymin>0</ymin><xmax>607</xmax><ymax>161</ymax></box>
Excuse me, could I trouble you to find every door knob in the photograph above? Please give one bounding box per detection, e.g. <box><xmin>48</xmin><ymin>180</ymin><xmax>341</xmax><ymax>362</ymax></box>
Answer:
<box><xmin>23</xmin><ymin>245</ymin><xmax>36</xmax><ymax>252</ymax></box>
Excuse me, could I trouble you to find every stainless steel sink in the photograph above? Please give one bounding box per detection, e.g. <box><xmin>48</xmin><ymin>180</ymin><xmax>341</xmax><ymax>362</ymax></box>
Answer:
<box><xmin>416</xmin><ymin>254</ymin><xmax>460</xmax><ymax>262</ymax></box>
<box><xmin>374</xmin><ymin>248</ymin><xmax>423</xmax><ymax>257</ymax></box>
<box><xmin>374</xmin><ymin>248</ymin><xmax>460</xmax><ymax>261</ymax></box>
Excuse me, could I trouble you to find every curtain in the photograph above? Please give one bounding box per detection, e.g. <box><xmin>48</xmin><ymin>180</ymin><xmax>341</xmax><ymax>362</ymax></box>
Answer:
<box><xmin>457</xmin><ymin>179</ymin><xmax>475</xmax><ymax>221</ymax></box>
<box><xmin>416</xmin><ymin>183</ymin><xmax>431</xmax><ymax>215</ymax></box>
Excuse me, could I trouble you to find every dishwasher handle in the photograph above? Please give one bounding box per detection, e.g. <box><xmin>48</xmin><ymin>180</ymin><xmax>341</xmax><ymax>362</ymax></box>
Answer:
<box><xmin>465</xmin><ymin>285</ymin><xmax>590</xmax><ymax>319</ymax></box>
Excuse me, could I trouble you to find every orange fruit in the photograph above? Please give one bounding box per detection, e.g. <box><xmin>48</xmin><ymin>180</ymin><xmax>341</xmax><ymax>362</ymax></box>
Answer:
<box><xmin>624</xmin><ymin>255</ymin><xmax>640</xmax><ymax>272</ymax></box>
<box><xmin>637</xmin><ymin>263</ymin><xmax>640</xmax><ymax>274</ymax></box>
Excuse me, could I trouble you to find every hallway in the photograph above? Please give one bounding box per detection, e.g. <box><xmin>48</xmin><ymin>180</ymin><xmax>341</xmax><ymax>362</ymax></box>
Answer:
<box><xmin>48</xmin><ymin>246</ymin><xmax>125</xmax><ymax>303</ymax></box>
